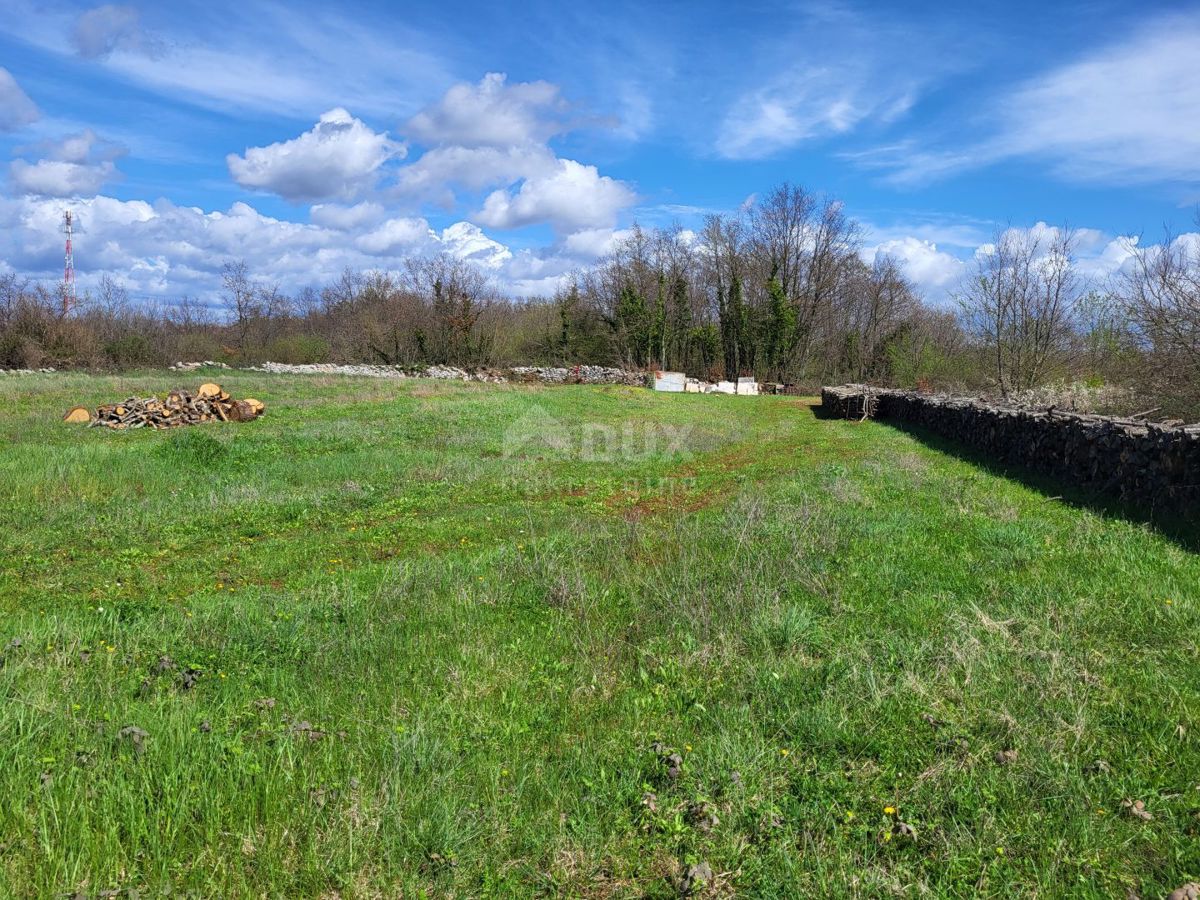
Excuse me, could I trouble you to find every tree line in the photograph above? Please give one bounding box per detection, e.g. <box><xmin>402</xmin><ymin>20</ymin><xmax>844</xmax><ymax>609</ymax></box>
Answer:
<box><xmin>2</xmin><ymin>182</ymin><xmax>1197</xmax><ymax>418</ymax></box>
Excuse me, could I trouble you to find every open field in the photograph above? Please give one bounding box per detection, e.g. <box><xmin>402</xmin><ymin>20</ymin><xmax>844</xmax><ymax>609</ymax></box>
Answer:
<box><xmin>1</xmin><ymin>372</ymin><xmax>1198</xmax><ymax>897</ymax></box>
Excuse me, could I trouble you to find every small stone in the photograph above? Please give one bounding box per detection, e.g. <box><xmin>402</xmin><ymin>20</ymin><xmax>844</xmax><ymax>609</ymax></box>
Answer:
<box><xmin>119</xmin><ymin>725</ymin><xmax>149</xmax><ymax>754</ymax></box>
<box><xmin>687</xmin><ymin>801</ymin><xmax>719</xmax><ymax>833</ymax></box>
<box><xmin>893</xmin><ymin>821</ymin><xmax>917</xmax><ymax>840</ymax></box>
<box><xmin>683</xmin><ymin>861</ymin><xmax>714</xmax><ymax>894</ymax></box>
<box><xmin>1121</xmin><ymin>798</ymin><xmax>1153</xmax><ymax>821</ymax></box>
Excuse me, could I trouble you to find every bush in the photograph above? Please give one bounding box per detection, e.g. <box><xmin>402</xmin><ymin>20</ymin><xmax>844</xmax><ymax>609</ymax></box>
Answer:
<box><xmin>104</xmin><ymin>333</ymin><xmax>164</xmax><ymax>369</ymax></box>
<box><xmin>264</xmin><ymin>334</ymin><xmax>330</xmax><ymax>364</ymax></box>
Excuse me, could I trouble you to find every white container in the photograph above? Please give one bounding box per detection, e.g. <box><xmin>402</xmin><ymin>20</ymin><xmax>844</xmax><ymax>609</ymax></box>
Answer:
<box><xmin>713</xmin><ymin>381</ymin><xmax>736</xmax><ymax>394</ymax></box>
<box><xmin>654</xmin><ymin>371</ymin><xmax>686</xmax><ymax>392</ymax></box>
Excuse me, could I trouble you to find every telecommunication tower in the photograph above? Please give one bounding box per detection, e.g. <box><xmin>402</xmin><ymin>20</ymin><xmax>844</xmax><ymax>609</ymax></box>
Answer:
<box><xmin>62</xmin><ymin>209</ymin><xmax>76</xmax><ymax>314</ymax></box>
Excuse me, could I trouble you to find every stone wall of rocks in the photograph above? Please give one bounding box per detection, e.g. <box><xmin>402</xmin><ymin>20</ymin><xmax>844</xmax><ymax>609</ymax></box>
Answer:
<box><xmin>225</xmin><ymin>361</ymin><xmax>648</xmax><ymax>385</ymax></box>
<box><xmin>822</xmin><ymin>385</ymin><xmax>1200</xmax><ymax>513</ymax></box>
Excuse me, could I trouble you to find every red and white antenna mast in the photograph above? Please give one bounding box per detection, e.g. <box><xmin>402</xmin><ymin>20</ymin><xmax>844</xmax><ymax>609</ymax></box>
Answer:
<box><xmin>62</xmin><ymin>209</ymin><xmax>76</xmax><ymax>314</ymax></box>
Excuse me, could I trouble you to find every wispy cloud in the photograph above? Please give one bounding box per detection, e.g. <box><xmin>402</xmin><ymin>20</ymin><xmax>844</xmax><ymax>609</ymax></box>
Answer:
<box><xmin>713</xmin><ymin>5</ymin><xmax>968</xmax><ymax>159</ymax></box>
<box><xmin>0</xmin><ymin>67</ymin><xmax>40</xmax><ymax>132</ymax></box>
<box><xmin>855</xmin><ymin>12</ymin><xmax>1200</xmax><ymax>188</ymax></box>
<box><xmin>1</xmin><ymin>1</ymin><xmax>454</xmax><ymax>120</ymax></box>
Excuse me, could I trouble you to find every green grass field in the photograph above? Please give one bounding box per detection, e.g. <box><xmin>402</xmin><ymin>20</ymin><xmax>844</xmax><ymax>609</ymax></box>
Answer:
<box><xmin>1</xmin><ymin>372</ymin><xmax>1198</xmax><ymax>898</ymax></box>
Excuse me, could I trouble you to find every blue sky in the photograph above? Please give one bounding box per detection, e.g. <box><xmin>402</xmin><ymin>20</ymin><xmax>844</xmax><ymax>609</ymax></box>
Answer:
<box><xmin>0</xmin><ymin>0</ymin><xmax>1198</xmax><ymax>305</ymax></box>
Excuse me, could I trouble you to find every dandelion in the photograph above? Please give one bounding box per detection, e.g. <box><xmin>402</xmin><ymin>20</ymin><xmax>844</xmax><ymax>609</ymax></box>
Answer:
<box><xmin>883</xmin><ymin>832</ymin><xmax>892</xmax><ymax>843</ymax></box>
<box><xmin>995</xmin><ymin>847</ymin><xmax>1005</xmax><ymax>856</ymax></box>
<box><xmin>884</xmin><ymin>806</ymin><xmax>896</xmax><ymax>815</ymax></box>
<box><xmin>780</xmin><ymin>748</ymin><xmax>789</xmax><ymax>757</ymax></box>
<box><xmin>684</xmin><ymin>744</ymin><xmax>692</xmax><ymax>753</ymax></box>
<box><xmin>1165</xmin><ymin>599</ymin><xmax>1173</xmax><ymax>605</ymax></box>
<box><xmin>844</xmin><ymin>810</ymin><xmax>855</xmax><ymax>821</ymax></box>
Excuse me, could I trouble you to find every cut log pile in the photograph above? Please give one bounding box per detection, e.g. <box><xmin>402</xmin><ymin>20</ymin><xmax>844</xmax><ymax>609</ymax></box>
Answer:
<box><xmin>63</xmin><ymin>383</ymin><xmax>265</xmax><ymax>430</ymax></box>
<box><xmin>821</xmin><ymin>384</ymin><xmax>1200</xmax><ymax>514</ymax></box>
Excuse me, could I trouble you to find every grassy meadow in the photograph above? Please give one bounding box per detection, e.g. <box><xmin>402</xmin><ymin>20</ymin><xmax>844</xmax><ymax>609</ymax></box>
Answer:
<box><xmin>0</xmin><ymin>371</ymin><xmax>1198</xmax><ymax>898</ymax></box>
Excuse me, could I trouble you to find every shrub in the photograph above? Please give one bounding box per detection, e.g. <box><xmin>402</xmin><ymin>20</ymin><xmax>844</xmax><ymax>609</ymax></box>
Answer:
<box><xmin>104</xmin><ymin>333</ymin><xmax>164</xmax><ymax>369</ymax></box>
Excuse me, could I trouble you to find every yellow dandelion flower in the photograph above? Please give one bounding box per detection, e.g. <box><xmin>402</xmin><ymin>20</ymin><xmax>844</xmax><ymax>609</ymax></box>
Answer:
<box><xmin>884</xmin><ymin>806</ymin><xmax>896</xmax><ymax>815</ymax></box>
<box><xmin>780</xmin><ymin>748</ymin><xmax>789</xmax><ymax>756</ymax></box>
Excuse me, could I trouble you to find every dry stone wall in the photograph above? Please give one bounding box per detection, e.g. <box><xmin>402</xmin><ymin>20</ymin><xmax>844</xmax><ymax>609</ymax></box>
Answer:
<box><xmin>822</xmin><ymin>385</ymin><xmax>1200</xmax><ymax>514</ymax></box>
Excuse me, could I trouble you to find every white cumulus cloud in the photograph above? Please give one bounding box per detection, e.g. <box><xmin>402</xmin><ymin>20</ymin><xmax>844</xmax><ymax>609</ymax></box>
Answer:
<box><xmin>438</xmin><ymin>221</ymin><xmax>512</xmax><ymax>269</ymax></box>
<box><xmin>9</xmin><ymin>129</ymin><xmax>125</xmax><ymax>197</ymax></box>
<box><xmin>475</xmin><ymin>159</ymin><xmax>637</xmax><ymax>233</ymax></box>
<box><xmin>406</xmin><ymin>72</ymin><xmax>571</xmax><ymax>148</ymax></box>
<box><xmin>0</xmin><ymin>192</ymin><xmax>536</xmax><ymax>301</ymax></box>
<box><xmin>227</xmin><ymin>108</ymin><xmax>405</xmax><ymax>203</ymax></box>
<box><xmin>9</xmin><ymin>159</ymin><xmax>118</xmax><ymax>197</ymax></box>
<box><xmin>355</xmin><ymin>216</ymin><xmax>435</xmax><ymax>255</ymax></box>
<box><xmin>309</xmin><ymin>201</ymin><xmax>385</xmax><ymax>231</ymax></box>
<box><xmin>864</xmin><ymin>236</ymin><xmax>965</xmax><ymax>304</ymax></box>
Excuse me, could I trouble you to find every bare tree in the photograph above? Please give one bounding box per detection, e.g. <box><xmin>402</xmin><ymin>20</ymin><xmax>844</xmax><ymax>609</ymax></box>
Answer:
<box><xmin>1117</xmin><ymin>227</ymin><xmax>1200</xmax><ymax>370</ymax></box>
<box><xmin>402</xmin><ymin>254</ymin><xmax>493</xmax><ymax>365</ymax></box>
<box><xmin>845</xmin><ymin>254</ymin><xmax>917</xmax><ymax>382</ymax></box>
<box><xmin>221</xmin><ymin>260</ymin><xmax>259</xmax><ymax>354</ymax></box>
<box><xmin>958</xmin><ymin>227</ymin><xmax>1081</xmax><ymax>396</ymax></box>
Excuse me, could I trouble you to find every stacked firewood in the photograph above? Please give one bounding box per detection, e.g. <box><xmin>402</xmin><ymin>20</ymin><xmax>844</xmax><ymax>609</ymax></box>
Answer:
<box><xmin>63</xmin><ymin>383</ymin><xmax>265</xmax><ymax>430</ymax></box>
